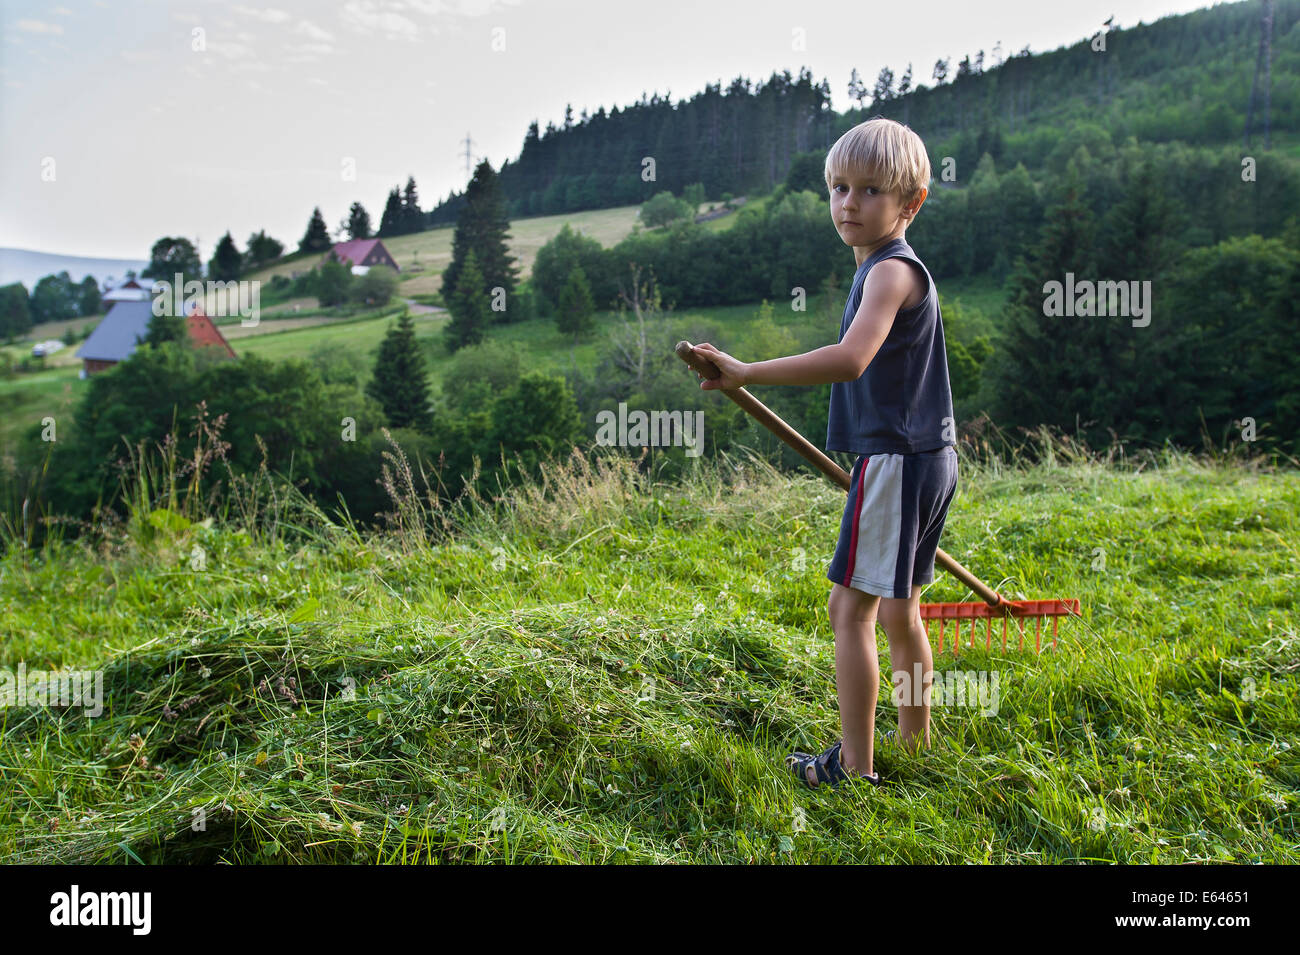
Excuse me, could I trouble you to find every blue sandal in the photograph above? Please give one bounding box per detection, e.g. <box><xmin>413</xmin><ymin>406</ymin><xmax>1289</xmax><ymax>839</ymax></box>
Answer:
<box><xmin>786</xmin><ymin>740</ymin><xmax>881</xmax><ymax>790</ymax></box>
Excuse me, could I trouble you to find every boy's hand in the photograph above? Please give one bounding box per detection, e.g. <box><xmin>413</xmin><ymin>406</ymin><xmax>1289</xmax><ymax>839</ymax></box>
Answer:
<box><xmin>692</xmin><ymin>342</ymin><xmax>750</xmax><ymax>390</ymax></box>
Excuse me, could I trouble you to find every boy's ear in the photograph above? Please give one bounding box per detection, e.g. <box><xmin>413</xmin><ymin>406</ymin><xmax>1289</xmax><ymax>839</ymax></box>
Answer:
<box><xmin>903</xmin><ymin>187</ymin><xmax>928</xmax><ymax>218</ymax></box>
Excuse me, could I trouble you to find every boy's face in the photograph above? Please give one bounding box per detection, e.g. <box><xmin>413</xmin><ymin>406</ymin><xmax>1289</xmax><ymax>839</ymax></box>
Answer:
<box><xmin>829</xmin><ymin>166</ymin><xmax>925</xmax><ymax>251</ymax></box>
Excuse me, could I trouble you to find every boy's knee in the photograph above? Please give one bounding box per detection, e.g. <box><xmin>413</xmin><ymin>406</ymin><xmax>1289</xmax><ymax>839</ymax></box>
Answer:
<box><xmin>877</xmin><ymin>600</ymin><xmax>920</xmax><ymax>637</ymax></box>
<box><xmin>828</xmin><ymin>584</ymin><xmax>878</xmax><ymax>625</ymax></box>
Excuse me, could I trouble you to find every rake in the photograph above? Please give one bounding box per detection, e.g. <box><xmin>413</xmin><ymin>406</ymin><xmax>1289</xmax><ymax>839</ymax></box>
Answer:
<box><xmin>675</xmin><ymin>340</ymin><xmax>1081</xmax><ymax>655</ymax></box>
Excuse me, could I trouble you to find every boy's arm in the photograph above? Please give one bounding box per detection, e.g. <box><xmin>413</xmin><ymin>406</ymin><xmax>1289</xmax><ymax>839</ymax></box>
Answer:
<box><xmin>743</xmin><ymin>258</ymin><xmax>915</xmax><ymax>386</ymax></box>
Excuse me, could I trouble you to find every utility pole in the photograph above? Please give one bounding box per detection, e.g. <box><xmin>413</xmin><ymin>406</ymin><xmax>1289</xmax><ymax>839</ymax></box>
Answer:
<box><xmin>461</xmin><ymin>131</ymin><xmax>479</xmax><ymax>175</ymax></box>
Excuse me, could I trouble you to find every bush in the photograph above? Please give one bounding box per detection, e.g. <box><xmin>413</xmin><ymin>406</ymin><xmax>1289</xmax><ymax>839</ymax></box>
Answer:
<box><xmin>640</xmin><ymin>191</ymin><xmax>695</xmax><ymax>229</ymax></box>
<box><xmin>316</xmin><ymin>260</ymin><xmax>352</xmax><ymax>307</ymax></box>
<box><xmin>350</xmin><ymin>265</ymin><xmax>399</xmax><ymax>307</ymax></box>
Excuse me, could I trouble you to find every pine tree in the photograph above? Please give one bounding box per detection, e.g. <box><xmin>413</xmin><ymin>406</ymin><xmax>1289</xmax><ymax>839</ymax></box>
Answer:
<box><xmin>872</xmin><ymin>67</ymin><xmax>895</xmax><ymax>107</ymax></box>
<box><xmin>366</xmin><ymin>309</ymin><xmax>434</xmax><ymax>431</ymax></box>
<box><xmin>556</xmin><ymin>266</ymin><xmax>596</xmax><ymax>344</ymax></box>
<box><xmin>985</xmin><ymin>172</ymin><xmax>1097</xmax><ymax>442</ymax></box>
<box><xmin>346</xmin><ymin>202</ymin><xmax>372</xmax><ymax>239</ymax></box>
<box><xmin>444</xmin><ymin>249</ymin><xmax>491</xmax><ymax>353</ymax></box>
<box><xmin>299</xmin><ymin>207</ymin><xmax>331</xmax><ymax>253</ymax></box>
<box><xmin>401</xmin><ymin>176</ymin><xmax>422</xmax><ymax>234</ymax></box>
<box><xmin>847</xmin><ymin>68</ymin><xmax>867</xmax><ymax>110</ymax></box>
<box><xmin>441</xmin><ymin>160</ymin><xmax>520</xmax><ymax>315</ymax></box>
<box><xmin>208</xmin><ymin>231</ymin><xmax>242</xmax><ymax>281</ymax></box>
<box><xmin>378</xmin><ymin>188</ymin><xmax>403</xmax><ymax>236</ymax></box>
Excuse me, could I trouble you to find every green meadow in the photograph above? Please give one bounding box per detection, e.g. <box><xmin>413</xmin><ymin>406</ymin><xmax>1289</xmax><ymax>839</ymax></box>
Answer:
<box><xmin>0</xmin><ymin>432</ymin><xmax>1295</xmax><ymax>863</ymax></box>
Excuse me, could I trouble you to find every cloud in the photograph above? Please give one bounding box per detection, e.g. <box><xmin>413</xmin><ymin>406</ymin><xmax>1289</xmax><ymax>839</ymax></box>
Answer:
<box><xmin>295</xmin><ymin>19</ymin><xmax>334</xmax><ymax>42</ymax></box>
<box><xmin>285</xmin><ymin>42</ymin><xmax>334</xmax><ymax>59</ymax></box>
<box><xmin>233</xmin><ymin>6</ymin><xmax>291</xmax><ymax>24</ymax></box>
<box><xmin>15</xmin><ymin>19</ymin><xmax>64</xmax><ymax>35</ymax></box>
<box><xmin>208</xmin><ymin>41</ymin><xmax>256</xmax><ymax>59</ymax></box>
<box><xmin>52</xmin><ymin>6</ymin><xmax>74</xmax><ymax>15</ymax></box>
<box><xmin>341</xmin><ymin>1</ymin><xmax>419</xmax><ymax>41</ymax></box>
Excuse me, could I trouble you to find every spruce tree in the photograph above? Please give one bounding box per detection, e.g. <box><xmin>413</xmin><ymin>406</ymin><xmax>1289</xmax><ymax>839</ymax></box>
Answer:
<box><xmin>366</xmin><ymin>309</ymin><xmax>434</xmax><ymax>431</ymax></box>
<box><xmin>556</xmin><ymin>265</ymin><xmax>596</xmax><ymax>344</ymax></box>
<box><xmin>299</xmin><ymin>207</ymin><xmax>332</xmax><ymax>253</ymax></box>
<box><xmin>444</xmin><ymin>249</ymin><xmax>491</xmax><ymax>353</ymax></box>
<box><xmin>441</xmin><ymin>160</ymin><xmax>520</xmax><ymax>315</ymax></box>
<box><xmin>378</xmin><ymin>188</ymin><xmax>403</xmax><ymax>236</ymax></box>
<box><xmin>985</xmin><ymin>170</ymin><xmax>1097</xmax><ymax>442</ymax></box>
<box><xmin>401</xmin><ymin>176</ymin><xmax>422</xmax><ymax>234</ymax></box>
<box><xmin>346</xmin><ymin>202</ymin><xmax>372</xmax><ymax>239</ymax></box>
<box><xmin>208</xmin><ymin>231</ymin><xmax>242</xmax><ymax>281</ymax></box>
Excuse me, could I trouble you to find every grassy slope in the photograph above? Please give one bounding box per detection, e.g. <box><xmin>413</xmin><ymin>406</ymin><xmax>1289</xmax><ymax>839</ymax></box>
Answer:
<box><xmin>0</xmin><ymin>192</ymin><xmax>1006</xmax><ymax>452</ymax></box>
<box><xmin>0</xmin><ymin>439</ymin><xmax>1295</xmax><ymax>864</ymax></box>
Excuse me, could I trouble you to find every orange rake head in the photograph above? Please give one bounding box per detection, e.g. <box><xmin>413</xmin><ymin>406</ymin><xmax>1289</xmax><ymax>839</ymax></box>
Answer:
<box><xmin>920</xmin><ymin>599</ymin><xmax>1082</xmax><ymax>655</ymax></box>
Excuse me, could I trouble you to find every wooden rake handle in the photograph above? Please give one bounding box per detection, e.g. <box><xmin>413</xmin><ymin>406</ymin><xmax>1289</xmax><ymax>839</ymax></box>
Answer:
<box><xmin>675</xmin><ymin>340</ymin><xmax>1007</xmax><ymax>609</ymax></box>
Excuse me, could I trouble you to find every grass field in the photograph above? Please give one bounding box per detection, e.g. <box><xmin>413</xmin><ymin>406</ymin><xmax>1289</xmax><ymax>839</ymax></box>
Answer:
<box><xmin>0</xmin><ymin>432</ymin><xmax>1295</xmax><ymax>863</ymax></box>
<box><xmin>241</xmin><ymin>203</ymin><xmax>649</xmax><ymax>295</ymax></box>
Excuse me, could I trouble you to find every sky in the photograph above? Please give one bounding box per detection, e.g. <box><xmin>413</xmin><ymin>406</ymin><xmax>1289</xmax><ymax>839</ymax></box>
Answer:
<box><xmin>1</xmin><ymin>0</ymin><xmax>1223</xmax><ymax>263</ymax></box>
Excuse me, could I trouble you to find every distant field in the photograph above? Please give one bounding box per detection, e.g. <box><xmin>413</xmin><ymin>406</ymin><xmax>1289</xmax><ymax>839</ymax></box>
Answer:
<box><xmin>243</xmin><ymin>204</ymin><xmax>649</xmax><ymax>296</ymax></box>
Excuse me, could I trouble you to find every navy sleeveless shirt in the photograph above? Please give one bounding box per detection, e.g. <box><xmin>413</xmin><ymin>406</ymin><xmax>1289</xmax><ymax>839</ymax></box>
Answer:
<box><xmin>826</xmin><ymin>237</ymin><xmax>955</xmax><ymax>455</ymax></box>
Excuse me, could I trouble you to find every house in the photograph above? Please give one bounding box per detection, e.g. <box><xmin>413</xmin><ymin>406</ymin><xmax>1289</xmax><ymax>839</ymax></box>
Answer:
<box><xmin>75</xmin><ymin>299</ymin><xmax>237</xmax><ymax>377</ymax></box>
<box><xmin>99</xmin><ymin>276</ymin><xmax>157</xmax><ymax>309</ymax></box>
<box><xmin>323</xmin><ymin>238</ymin><xmax>400</xmax><ymax>276</ymax></box>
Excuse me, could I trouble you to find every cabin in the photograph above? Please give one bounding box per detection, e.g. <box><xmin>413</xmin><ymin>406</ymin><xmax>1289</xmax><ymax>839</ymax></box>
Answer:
<box><xmin>100</xmin><ymin>276</ymin><xmax>157</xmax><ymax>309</ymax></box>
<box><xmin>75</xmin><ymin>299</ymin><xmax>237</xmax><ymax>377</ymax></box>
<box><xmin>323</xmin><ymin>238</ymin><xmax>400</xmax><ymax>275</ymax></box>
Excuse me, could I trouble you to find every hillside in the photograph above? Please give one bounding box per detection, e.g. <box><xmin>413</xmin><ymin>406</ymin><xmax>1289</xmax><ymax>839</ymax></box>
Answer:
<box><xmin>434</xmin><ymin>0</ymin><xmax>1300</xmax><ymax>222</ymax></box>
<box><xmin>1</xmin><ymin>437</ymin><xmax>1295</xmax><ymax>863</ymax></box>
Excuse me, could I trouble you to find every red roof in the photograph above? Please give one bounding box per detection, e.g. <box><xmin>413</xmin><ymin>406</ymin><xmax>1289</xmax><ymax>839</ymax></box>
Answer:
<box><xmin>329</xmin><ymin>239</ymin><xmax>383</xmax><ymax>266</ymax></box>
<box><xmin>186</xmin><ymin>309</ymin><xmax>237</xmax><ymax>358</ymax></box>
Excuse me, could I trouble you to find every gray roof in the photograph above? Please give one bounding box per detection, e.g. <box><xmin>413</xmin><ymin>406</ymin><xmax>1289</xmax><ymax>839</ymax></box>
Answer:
<box><xmin>76</xmin><ymin>300</ymin><xmax>157</xmax><ymax>362</ymax></box>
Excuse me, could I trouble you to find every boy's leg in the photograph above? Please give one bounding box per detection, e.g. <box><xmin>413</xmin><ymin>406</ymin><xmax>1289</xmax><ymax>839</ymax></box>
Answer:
<box><xmin>879</xmin><ymin>591</ymin><xmax>932</xmax><ymax>752</ymax></box>
<box><xmin>826</xmin><ymin>582</ymin><xmax>881</xmax><ymax>780</ymax></box>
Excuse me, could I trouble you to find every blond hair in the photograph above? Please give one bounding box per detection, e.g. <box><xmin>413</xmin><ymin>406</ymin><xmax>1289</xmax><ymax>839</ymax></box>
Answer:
<box><xmin>824</xmin><ymin>117</ymin><xmax>931</xmax><ymax>208</ymax></box>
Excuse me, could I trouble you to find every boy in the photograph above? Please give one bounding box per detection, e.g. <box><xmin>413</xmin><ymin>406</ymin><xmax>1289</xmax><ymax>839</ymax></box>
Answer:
<box><xmin>691</xmin><ymin>117</ymin><xmax>958</xmax><ymax>790</ymax></box>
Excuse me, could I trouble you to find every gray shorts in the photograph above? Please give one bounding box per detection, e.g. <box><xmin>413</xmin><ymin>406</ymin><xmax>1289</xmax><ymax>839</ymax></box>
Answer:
<box><xmin>826</xmin><ymin>446</ymin><xmax>958</xmax><ymax>599</ymax></box>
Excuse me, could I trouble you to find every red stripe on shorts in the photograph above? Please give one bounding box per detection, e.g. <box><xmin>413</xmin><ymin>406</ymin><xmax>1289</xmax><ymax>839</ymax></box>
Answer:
<box><xmin>842</xmin><ymin>456</ymin><xmax>869</xmax><ymax>585</ymax></box>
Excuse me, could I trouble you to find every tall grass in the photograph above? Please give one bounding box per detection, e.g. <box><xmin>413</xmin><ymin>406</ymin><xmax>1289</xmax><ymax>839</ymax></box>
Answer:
<box><xmin>0</xmin><ymin>414</ymin><xmax>1295</xmax><ymax>863</ymax></box>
